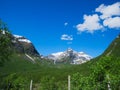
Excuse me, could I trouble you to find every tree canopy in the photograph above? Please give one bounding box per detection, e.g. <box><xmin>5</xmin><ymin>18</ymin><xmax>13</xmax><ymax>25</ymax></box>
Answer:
<box><xmin>0</xmin><ymin>19</ymin><xmax>12</xmax><ymax>65</ymax></box>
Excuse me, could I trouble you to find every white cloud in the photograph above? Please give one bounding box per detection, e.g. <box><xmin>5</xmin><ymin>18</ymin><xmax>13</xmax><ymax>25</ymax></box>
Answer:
<box><xmin>76</xmin><ymin>14</ymin><xmax>103</xmax><ymax>33</ymax></box>
<box><xmin>64</xmin><ymin>22</ymin><xmax>68</xmax><ymax>26</ymax></box>
<box><xmin>76</xmin><ymin>2</ymin><xmax>120</xmax><ymax>34</ymax></box>
<box><xmin>61</xmin><ymin>34</ymin><xmax>73</xmax><ymax>40</ymax></box>
<box><xmin>103</xmin><ymin>17</ymin><xmax>120</xmax><ymax>28</ymax></box>
<box><xmin>96</xmin><ymin>2</ymin><xmax>120</xmax><ymax>19</ymax></box>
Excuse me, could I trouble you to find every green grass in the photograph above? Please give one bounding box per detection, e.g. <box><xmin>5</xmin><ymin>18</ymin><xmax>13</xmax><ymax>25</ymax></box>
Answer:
<box><xmin>0</xmin><ymin>53</ymin><xmax>92</xmax><ymax>89</ymax></box>
<box><xmin>0</xmin><ymin>53</ymin><xmax>120</xmax><ymax>89</ymax></box>
<box><xmin>0</xmin><ymin>53</ymin><xmax>91</xmax><ymax>86</ymax></box>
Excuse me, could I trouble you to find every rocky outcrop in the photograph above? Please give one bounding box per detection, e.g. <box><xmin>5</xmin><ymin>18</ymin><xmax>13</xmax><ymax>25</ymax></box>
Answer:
<box><xmin>12</xmin><ymin>35</ymin><xmax>40</xmax><ymax>57</ymax></box>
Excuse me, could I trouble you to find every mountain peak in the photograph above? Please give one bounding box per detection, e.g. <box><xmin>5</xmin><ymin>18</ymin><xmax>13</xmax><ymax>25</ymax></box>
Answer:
<box><xmin>67</xmin><ymin>48</ymin><xmax>73</xmax><ymax>51</ymax></box>
<box><xmin>46</xmin><ymin>49</ymin><xmax>92</xmax><ymax>64</ymax></box>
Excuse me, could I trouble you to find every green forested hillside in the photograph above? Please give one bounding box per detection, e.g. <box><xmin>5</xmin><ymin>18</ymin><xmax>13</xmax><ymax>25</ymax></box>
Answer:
<box><xmin>103</xmin><ymin>35</ymin><xmax>120</xmax><ymax>57</ymax></box>
<box><xmin>71</xmin><ymin>35</ymin><xmax>120</xmax><ymax>90</ymax></box>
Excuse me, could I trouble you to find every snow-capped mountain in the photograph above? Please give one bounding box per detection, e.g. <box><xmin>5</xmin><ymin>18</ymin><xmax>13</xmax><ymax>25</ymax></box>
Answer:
<box><xmin>46</xmin><ymin>48</ymin><xmax>92</xmax><ymax>64</ymax></box>
<box><xmin>12</xmin><ymin>34</ymin><xmax>40</xmax><ymax>57</ymax></box>
<box><xmin>0</xmin><ymin>30</ymin><xmax>40</xmax><ymax>63</ymax></box>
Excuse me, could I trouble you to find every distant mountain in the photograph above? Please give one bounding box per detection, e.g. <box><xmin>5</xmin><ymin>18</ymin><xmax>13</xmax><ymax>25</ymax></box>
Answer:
<box><xmin>46</xmin><ymin>48</ymin><xmax>92</xmax><ymax>64</ymax></box>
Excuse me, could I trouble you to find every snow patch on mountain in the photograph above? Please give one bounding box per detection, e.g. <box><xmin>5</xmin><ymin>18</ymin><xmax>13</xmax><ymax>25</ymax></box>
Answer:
<box><xmin>18</xmin><ymin>39</ymin><xmax>31</xmax><ymax>43</ymax></box>
<box><xmin>14</xmin><ymin>35</ymin><xmax>23</xmax><ymax>38</ymax></box>
<box><xmin>13</xmin><ymin>34</ymin><xmax>31</xmax><ymax>43</ymax></box>
<box><xmin>52</xmin><ymin>52</ymin><xmax>63</xmax><ymax>56</ymax></box>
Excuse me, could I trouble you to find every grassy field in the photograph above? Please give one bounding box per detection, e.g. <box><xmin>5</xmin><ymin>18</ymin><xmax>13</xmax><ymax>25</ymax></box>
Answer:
<box><xmin>0</xmin><ymin>53</ymin><xmax>92</xmax><ymax>89</ymax></box>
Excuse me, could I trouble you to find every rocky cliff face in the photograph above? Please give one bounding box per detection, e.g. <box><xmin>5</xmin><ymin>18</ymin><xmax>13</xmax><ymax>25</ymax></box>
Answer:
<box><xmin>12</xmin><ymin>35</ymin><xmax>40</xmax><ymax>57</ymax></box>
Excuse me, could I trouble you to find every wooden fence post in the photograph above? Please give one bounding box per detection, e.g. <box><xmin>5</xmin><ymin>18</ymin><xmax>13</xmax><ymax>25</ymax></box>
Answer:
<box><xmin>107</xmin><ymin>75</ymin><xmax>111</xmax><ymax>90</ymax></box>
<box><xmin>68</xmin><ymin>75</ymin><xmax>70</xmax><ymax>90</ymax></box>
<box><xmin>30</xmin><ymin>80</ymin><xmax>33</xmax><ymax>90</ymax></box>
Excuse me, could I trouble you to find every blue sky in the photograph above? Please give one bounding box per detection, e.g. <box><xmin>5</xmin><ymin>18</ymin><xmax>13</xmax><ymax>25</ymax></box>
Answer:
<box><xmin>0</xmin><ymin>0</ymin><xmax>120</xmax><ymax>57</ymax></box>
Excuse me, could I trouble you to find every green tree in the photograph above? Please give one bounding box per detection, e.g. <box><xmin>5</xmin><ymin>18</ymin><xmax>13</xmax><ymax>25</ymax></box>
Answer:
<box><xmin>91</xmin><ymin>56</ymin><xmax>120</xmax><ymax>89</ymax></box>
<box><xmin>71</xmin><ymin>56</ymin><xmax>120</xmax><ymax>90</ymax></box>
<box><xmin>1</xmin><ymin>73</ymin><xmax>29</xmax><ymax>90</ymax></box>
<box><xmin>0</xmin><ymin>19</ymin><xmax>12</xmax><ymax>65</ymax></box>
<box><xmin>40</xmin><ymin>76</ymin><xmax>57</xmax><ymax>90</ymax></box>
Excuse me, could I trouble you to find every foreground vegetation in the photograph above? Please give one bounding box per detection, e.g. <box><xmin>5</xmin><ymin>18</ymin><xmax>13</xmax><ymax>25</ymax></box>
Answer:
<box><xmin>71</xmin><ymin>56</ymin><xmax>120</xmax><ymax>90</ymax></box>
<box><xmin>0</xmin><ymin>20</ymin><xmax>12</xmax><ymax>66</ymax></box>
<box><xmin>0</xmin><ymin>55</ymin><xmax>120</xmax><ymax>90</ymax></box>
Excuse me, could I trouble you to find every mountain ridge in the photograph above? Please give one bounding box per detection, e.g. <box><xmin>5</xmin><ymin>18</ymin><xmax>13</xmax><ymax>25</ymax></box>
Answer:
<box><xmin>102</xmin><ymin>34</ymin><xmax>120</xmax><ymax>57</ymax></box>
<box><xmin>46</xmin><ymin>48</ymin><xmax>92</xmax><ymax>64</ymax></box>
<box><xmin>12</xmin><ymin>34</ymin><xmax>40</xmax><ymax>57</ymax></box>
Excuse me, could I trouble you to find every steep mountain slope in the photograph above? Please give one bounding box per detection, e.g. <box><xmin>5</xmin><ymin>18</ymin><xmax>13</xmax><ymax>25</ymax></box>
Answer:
<box><xmin>0</xmin><ymin>30</ymin><xmax>41</xmax><ymax>64</ymax></box>
<box><xmin>102</xmin><ymin>34</ymin><xmax>120</xmax><ymax>57</ymax></box>
<box><xmin>12</xmin><ymin>35</ymin><xmax>40</xmax><ymax>57</ymax></box>
<box><xmin>89</xmin><ymin>34</ymin><xmax>120</xmax><ymax>66</ymax></box>
<box><xmin>46</xmin><ymin>48</ymin><xmax>92</xmax><ymax>64</ymax></box>
<box><xmin>10</xmin><ymin>34</ymin><xmax>41</xmax><ymax>63</ymax></box>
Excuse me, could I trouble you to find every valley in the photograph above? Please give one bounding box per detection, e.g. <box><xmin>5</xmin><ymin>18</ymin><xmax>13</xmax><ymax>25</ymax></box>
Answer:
<box><xmin>0</xmin><ymin>31</ymin><xmax>120</xmax><ymax>89</ymax></box>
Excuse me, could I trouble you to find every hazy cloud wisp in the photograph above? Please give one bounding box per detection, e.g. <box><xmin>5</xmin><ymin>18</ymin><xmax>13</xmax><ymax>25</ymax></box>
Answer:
<box><xmin>64</xmin><ymin>22</ymin><xmax>68</xmax><ymax>26</ymax></box>
<box><xmin>61</xmin><ymin>34</ymin><xmax>73</xmax><ymax>40</ymax></box>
